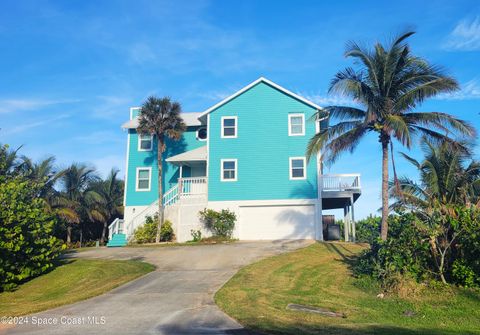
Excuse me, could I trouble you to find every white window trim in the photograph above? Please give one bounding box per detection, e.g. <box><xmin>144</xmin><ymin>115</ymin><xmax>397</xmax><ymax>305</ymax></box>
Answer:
<box><xmin>136</xmin><ymin>167</ymin><xmax>152</xmax><ymax>191</ymax></box>
<box><xmin>221</xmin><ymin>159</ymin><xmax>238</xmax><ymax>182</ymax></box>
<box><xmin>221</xmin><ymin>116</ymin><xmax>238</xmax><ymax>139</ymax></box>
<box><xmin>289</xmin><ymin>157</ymin><xmax>307</xmax><ymax>180</ymax></box>
<box><xmin>288</xmin><ymin>113</ymin><xmax>305</xmax><ymax>136</ymax></box>
<box><xmin>196</xmin><ymin>127</ymin><xmax>207</xmax><ymax>141</ymax></box>
<box><xmin>138</xmin><ymin>134</ymin><xmax>153</xmax><ymax>151</ymax></box>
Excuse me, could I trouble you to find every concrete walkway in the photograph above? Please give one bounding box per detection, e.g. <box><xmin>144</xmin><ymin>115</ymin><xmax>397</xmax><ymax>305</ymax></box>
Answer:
<box><xmin>6</xmin><ymin>240</ymin><xmax>312</xmax><ymax>335</ymax></box>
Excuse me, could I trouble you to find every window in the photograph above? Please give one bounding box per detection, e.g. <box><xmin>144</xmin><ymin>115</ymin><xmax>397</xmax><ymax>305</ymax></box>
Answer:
<box><xmin>289</xmin><ymin>157</ymin><xmax>306</xmax><ymax>180</ymax></box>
<box><xmin>221</xmin><ymin>116</ymin><xmax>237</xmax><ymax>138</ymax></box>
<box><xmin>138</xmin><ymin>134</ymin><xmax>153</xmax><ymax>151</ymax></box>
<box><xmin>136</xmin><ymin>167</ymin><xmax>151</xmax><ymax>191</ymax></box>
<box><xmin>221</xmin><ymin>159</ymin><xmax>237</xmax><ymax>181</ymax></box>
<box><xmin>197</xmin><ymin>127</ymin><xmax>207</xmax><ymax>141</ymax></box>
<box><xmin>288</xmin><ymin>114</ymin><xmax>305</xmax><ymax>136</ymax></box>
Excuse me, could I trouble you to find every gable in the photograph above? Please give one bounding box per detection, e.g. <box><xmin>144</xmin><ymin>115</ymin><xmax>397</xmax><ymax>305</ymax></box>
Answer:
<box><xmin>198</xmin><ymin>77</ymin><xmax>321</xmax><ymax>120</ymax></box>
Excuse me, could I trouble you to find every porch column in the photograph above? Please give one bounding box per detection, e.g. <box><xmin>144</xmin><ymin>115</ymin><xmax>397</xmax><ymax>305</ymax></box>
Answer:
<box><xmin>343</xmin><ymin>204</ymin><xmax>350</xmax><ymax>242</ymax></box>
<box><xmin>350</xmin><ymin>195</ymin><xmax>356</xmax><ymax>242</ymax></box>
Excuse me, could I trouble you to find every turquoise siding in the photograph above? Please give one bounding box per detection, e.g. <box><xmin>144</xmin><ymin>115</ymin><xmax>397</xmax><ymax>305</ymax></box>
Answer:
<box><xmin>125</xmin><ymin>125</ymin><xmax>205</xmax><ymax>207</ymax></box>
<box><xmin>208</xmin><ymin>81</ymin><xmax>319</xmax><ymax>201</ymax></box>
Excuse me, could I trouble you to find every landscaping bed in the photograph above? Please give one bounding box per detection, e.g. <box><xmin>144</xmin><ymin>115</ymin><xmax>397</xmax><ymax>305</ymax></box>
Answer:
<box><xmin>215</xmin><ymin>242</ymin><xmax>480</xmax><ymax>335</ymax></box>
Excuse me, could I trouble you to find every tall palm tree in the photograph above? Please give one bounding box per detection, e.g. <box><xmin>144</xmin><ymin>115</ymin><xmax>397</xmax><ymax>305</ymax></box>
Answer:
<box><xmin>391</xmin><ymin>138</ymin><xmax>480</xmax><ymax>211</ymax></box>
<box><xmin>137</xmin><ymin>96</ymin><xmax>186</xmax><ymax>243</ymax></box>
<box><xmin>56</xmin><ymin>163</ymin><xmax>102</xmax><ymax>243</ymax></box>
<box><xmin>306</xmin><ymin>31</ymin><xmax>475</xmax><ymax>240</ymax></box>
<box><xmin>91</xmin><ymin>169</ymin><xmax>124</xmax><ymax>244</ymax></box>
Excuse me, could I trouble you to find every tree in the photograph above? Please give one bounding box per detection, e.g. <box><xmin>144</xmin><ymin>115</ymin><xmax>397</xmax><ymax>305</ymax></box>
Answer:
<box><xmin>306</xmin><ymin>31</ymin><xmax>475</xmax><ymax>240</ymax></box>
<box><xmin>0</xmin><ymin>147</ymin><xmax>61</xmax><ymax>291</ymax></box>
<box><xmin>90</xmin><ymin>169</ymin><xmax>124</xmax><ymax>244</ymax></box>
<box><xmin>392</xmin><ymin>138</ymin><xmax>480</xmax><ymax>210</ymax></box>
<box><xmin>390</xmin><ymin>139</ymin><xmax>480</xmax><ymax>283</ymax></box>
<box><xmin>137</xmin><ymin>96</ymin><xmax>186</xmax><ymax>243</ymax></box>
<box><xmin>56</xmin><ymin>163</ymin><xmax>102</xmax><ymax>244</ymax></box>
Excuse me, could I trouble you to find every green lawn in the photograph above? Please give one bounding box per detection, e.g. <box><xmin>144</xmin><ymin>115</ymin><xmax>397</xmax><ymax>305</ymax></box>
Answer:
<box><xmin>215</xmin><ymin>242</ymin><xmax>480</xmax><ymax>335</ymax></box>
<box><xmin>0</xmin><ymin>259</ymin><xmax>155</xmax><ymax>316</ymax></box>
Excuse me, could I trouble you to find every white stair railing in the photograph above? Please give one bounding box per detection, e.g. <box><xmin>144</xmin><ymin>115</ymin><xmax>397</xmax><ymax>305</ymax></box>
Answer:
<box><xmin>124</xmin><ymin>177</ymin><xmax>207</xmax><ymax>238</ymax></box>
<box><xmin>108</xmin><ymin>218</ymin><xmax>125</xmax><ymax>240</ymax></box>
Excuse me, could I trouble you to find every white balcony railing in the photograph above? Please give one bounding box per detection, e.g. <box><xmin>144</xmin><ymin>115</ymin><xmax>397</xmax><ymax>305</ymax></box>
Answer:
<box><xmin>178</xmin><ymin>177</ymin><xmax>207</xmax><ymax>198</ymax></box>
<box><xmin>321</xmin><ymin>174</ymin><xmax>361</xmax><ymax>192</ymax></box>
<box><xmin>108</xmin><ymin>218</ymin><xmax>125</xmax><ymax>239</ymax></box>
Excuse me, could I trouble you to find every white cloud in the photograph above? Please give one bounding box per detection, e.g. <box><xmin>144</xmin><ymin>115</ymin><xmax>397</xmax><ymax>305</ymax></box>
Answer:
<box><xmin>298</xmin><ymin>92</ymin><xmax>358</xmax><ymax>106</ymax></box>
<box><xmin>2</xmin><ymin>114</ymin><xmax>71</xmax><ymax>135</ymax></box>
<box><xmin>443</xmin><ymin>16</ymin><xmax>480</xmax><ymax>51</ymax></box>
<box><xmin>436</xmin><ymin>79</ymin><xmax>480</xmax><ymax>100</ymax></box>
<box><xmin>0</xmin><ymin>98</ymin><xmax>79</xmax><ymax>114</ymax></box>
<box><xmin>91</xmin><ymin>95</ymin><xmax>133</xmax><ymax>120</ymax></box>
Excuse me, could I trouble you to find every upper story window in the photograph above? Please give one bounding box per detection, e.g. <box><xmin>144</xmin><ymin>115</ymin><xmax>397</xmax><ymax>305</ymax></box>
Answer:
<box><xmin>138</xmin><ymin>134</ymin><xmax>153</xmax><ymax>151</ymax></box>
<box><xmin>289</xmin><ymin>157</ymin><xmax>306</xmax><ymax>180</ymax></box>
<box><xmin>288</xmin><ymin>114</ymin><xmax>305</xmax><ymax>136</ymax></box>
<box><xmin>136</xmin><ymin>167</ymin><xmax>151</xmax><ymax>191</ymax></box>
<box><xmin>197</xmin><ymin>127</ymin><xmax>208</xmax><ymax>141</ymax></box>
<box><xmin>221</xmin><ymin>116</ymin><xmax>237</xmax><ymax>138</ymax></box>
<box><xmin>221</xmin><ymin>159</ymin><xmax>237</xmax><ymax>182</ymax></box>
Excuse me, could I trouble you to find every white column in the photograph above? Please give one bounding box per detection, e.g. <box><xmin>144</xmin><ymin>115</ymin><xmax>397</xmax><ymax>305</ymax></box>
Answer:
<box><xmin>350</xmin><ymin>195</ymin><xmax>356</xmax><ymax>242</ymax></box>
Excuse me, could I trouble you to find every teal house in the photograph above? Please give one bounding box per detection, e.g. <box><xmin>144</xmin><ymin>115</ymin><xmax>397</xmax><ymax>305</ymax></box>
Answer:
<box><xmin>112</xmin><ymin>78</ymin><xmax>361</xmax><ymax>244</ymax></box>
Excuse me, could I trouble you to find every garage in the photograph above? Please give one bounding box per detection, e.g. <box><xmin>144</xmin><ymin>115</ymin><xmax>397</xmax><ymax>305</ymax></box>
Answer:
<box><xmin>239</xmin><ymin>205</ymin><xmax>315</xmax><ymax>240</ymax></box>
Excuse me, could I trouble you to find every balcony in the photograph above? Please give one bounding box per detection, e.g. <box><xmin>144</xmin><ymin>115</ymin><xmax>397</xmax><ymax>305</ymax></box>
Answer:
<box><xmin>320</xmin><ymin>174</ymin><xmax>361</xmax><ymax>210</ymax></box>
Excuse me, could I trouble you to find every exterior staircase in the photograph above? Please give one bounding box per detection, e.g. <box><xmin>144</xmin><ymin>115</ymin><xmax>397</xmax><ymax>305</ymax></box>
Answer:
<box><xmin>105</xmin><ymin>177</ymin><xmax>207</xmax><ymax>247</ymax></box>
<box><xmin>107</xmin><ymin>233</ymin><xmax>127</xmax><ymax>247</ymax></box>
<box><xmin>107</xmin><ymin>218</ymin><xmax>127</xmax><ymax>247</ymax></box>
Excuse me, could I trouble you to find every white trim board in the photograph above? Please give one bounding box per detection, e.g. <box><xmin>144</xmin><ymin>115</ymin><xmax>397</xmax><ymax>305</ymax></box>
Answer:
<box><xmin>198</xmin><ymin>77</ymin><xmax>323</xmax><ymax>120</ymax></box>
<box><xmin>221</xmin><ymin>116</ymin><xmax>238</xmax><ymax>139</ymax></box>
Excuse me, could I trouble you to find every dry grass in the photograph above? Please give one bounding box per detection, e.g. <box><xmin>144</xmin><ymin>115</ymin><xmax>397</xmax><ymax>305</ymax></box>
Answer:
<box><xmin>215</xmin><ymin>242</ymin><xmax>480</xmax><ymax>335</ymax></box>
<box><xmin>0</xmin><ymin>259</ymin><xmax>154</xmax><ymax>316</ymax></box>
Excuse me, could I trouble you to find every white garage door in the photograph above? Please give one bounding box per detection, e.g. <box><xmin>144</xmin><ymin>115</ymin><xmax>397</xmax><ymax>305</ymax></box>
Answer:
<box><xmin>239</xmin><ymin>205</ymin><xmax>315</xmax><ymax>240</ymax></box>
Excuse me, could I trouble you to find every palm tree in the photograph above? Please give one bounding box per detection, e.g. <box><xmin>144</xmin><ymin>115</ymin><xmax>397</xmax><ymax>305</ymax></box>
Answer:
<box><xmin>91</xmin><ymin>169</ymin><xmax>124</xmax><ymax>244</ymax></box>
<box><xmin>137</xmin><ymin>96</ymin><xmax>186</xmax><ymax>243</ymax></box>
<box><xmin>392</xmin><ymin>138</ymin><xmax>480</xmax><ymax>211</ymax></box>
<box><xmin>306</xmin><ymin>31</ymin><xmax>476</xmax><ymax>240</ymax></box>
<box><xmin>56</xmin><ymin>163</ymin><xmax>102</xmax><ymax>244</ymax></box>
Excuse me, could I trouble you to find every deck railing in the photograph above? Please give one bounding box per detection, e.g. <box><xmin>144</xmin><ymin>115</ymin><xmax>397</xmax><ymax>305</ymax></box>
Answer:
<box><xmin>321</xmin><ymin>174</ymin><xmax>361</xmax><ymax>192</ymax></box>
<box><xmin>179</xmin><ymin>177</ymin><xmax>207</xmax><ymax>198</ymax></box>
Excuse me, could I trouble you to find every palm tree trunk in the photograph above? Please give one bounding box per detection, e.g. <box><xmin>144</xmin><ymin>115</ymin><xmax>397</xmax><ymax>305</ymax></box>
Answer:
<box><xmin>156</xmin><ymin>136</ymin><xmax>165</xmax><ymax>243</ymax></box>
<box><xmin>101</xmin><ymin>221</ymin><xmax>107</xmax><ymax>245</ymax></box>
<box><xmin>381</xmin><ymin>139</ymin><xmax>389</xmax><ymax>241</ymax></box>
<box><xmin>67</xmin><ymin>225</ymin><xmax>72</xmax><ymax>244</ymax></box>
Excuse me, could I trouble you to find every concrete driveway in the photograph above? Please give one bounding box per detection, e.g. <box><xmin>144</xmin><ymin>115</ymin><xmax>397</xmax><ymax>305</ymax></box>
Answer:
<box><xmin>6</xmin><ymin>240</ymin><xmax>312</xmax><ymax>335</ymax></box>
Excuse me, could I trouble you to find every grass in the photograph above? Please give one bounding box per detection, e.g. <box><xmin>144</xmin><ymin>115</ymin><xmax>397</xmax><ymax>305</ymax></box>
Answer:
<box><xmin>0</xmin><ymin>259</ymin><xmax>155</xmax><ymax>316</ymax></box>
<box><xmin>127</xmin><ymin>237</ymin><xmax>237</xmax><ymax>248</ymax></box>
<box><xmin>215</xmin><ymin>242</ymin><xmax>480</xmax><ymax>335</ymax></box>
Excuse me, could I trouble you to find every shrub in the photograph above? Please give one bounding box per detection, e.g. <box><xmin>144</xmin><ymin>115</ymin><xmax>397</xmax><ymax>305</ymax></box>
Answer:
<box><xmin>0</xmin><ymin>177</ymin><xmax>62</xmax><ymax>291</ymax></box>
<box><xmin>356</xmin><ymin>215</ymin><xmax>381</xmax><ymax>244</ymax></box>
<box><xmin>354</xmin><ymin>213</ymin><xmax>431</xmax><ymax>289</ymax></box>
<box><xmin>198</xmin><ymin>209</ymin><xmax>236</xmax><ymax>238</ymax></box>
<box><xmin>190</xmin><ymin>229</ymin><xmax>202</xmax><ymax>242</ymax></box>
<box><xmin>132</xmin><ymin>215</ymin><xmax>174</xmax><ymax>243</ymax></box>
<box><xmin>451</xmin><ymin>259</ymin><xmax>478</xmax><ymax>288</ymax></box>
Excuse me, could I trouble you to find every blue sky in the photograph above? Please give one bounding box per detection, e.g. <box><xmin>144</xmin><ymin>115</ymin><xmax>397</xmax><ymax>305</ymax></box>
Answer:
<box><xmin>1</xmin><ymin>0</ymin><xmax>479</xmax><ymax>219</ymax></box>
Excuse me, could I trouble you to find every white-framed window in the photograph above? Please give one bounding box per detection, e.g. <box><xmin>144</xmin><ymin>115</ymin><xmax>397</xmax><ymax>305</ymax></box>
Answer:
<box><xmin>221</xmin><ymin>159</ymin><xmax>237</xmax><ymax>182</ymax></box>
<box><xmin>136</xmin><ymin>167</ymin><xmax>152</xmax><ymax>191</ymax></box>
<box><xmin>288</xmin><ymin>113</ymin><xmax>305</xmax><ymax>136</ymax></box>
<box><xmin>138</xmin><ymin>134</ymin><xmax>153</xmax><ymax>151</ymax></box>
<box><xmin>289</xmin><ymin>157</ymin><xmax>306</xmax><ymax>180</ymax></box>
<box><xmin>196</xmin><ymin>127</ymin><xmax>207</xmax><ymax>141</ymax></box>
<box><xmin>221</xmin><ymin>116</ymin><xmax>237</xmax><ymax>138</ymax></box>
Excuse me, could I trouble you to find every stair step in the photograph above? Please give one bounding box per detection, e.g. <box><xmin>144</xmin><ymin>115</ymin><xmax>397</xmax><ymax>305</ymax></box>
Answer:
<box><xmin>107</xmin><ymin>233</ymin><xmax>127</xmax><ymax>247</ymax></box>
